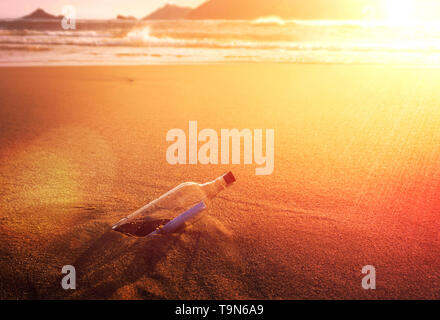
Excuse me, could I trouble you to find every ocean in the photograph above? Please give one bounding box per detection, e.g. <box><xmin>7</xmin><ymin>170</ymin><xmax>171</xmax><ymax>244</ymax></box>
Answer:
<box><xmin>1</xmin><ymin>18</ymin><xmax>440</xmax><ymax>66</ymax></box>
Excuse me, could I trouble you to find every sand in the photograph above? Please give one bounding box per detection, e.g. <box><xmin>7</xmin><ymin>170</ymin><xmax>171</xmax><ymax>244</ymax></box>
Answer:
<box><xmin>0</xmin><ymin>64</ymin><xmax>439</xmax><ymax>299</ymax></box>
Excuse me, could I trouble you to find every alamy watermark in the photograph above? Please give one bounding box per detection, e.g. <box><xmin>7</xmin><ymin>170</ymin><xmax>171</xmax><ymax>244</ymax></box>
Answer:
<box><xmin>61</xmin><ymin>265</ymin><xmax>76</xmax><ymax>290</ymax></box>
<box><xmin>166</xmin><ymin>121</ymin><xmax>274</xmax><ymax>175</ymax></box>
<box><xmin>61</xmin><ymin>5</ymin><xmax>76</xmax><ymax>30</ymax></box>
<box><xmin>362</xmin><ymin>265</ymin><xmax>376</xmax><ymax>290</ymax></box>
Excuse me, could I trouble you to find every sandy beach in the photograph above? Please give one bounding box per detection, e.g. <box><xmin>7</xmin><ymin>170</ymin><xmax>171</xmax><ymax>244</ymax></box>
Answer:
<box><xmin>1</xmin><ymin>64</ymin><xmax>439</xmax><ymax>299</ymax></box>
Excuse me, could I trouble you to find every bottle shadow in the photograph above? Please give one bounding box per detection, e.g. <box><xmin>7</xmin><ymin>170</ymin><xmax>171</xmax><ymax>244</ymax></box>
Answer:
<box><xmin>69</xmin><ymin>215</ymin><xmax>242</xmax><ymax>299</ymax></box>
<box><xmin>71</xmin><ymin>228</ymin><xmax>182</xmax><ymax>299</ymax></box>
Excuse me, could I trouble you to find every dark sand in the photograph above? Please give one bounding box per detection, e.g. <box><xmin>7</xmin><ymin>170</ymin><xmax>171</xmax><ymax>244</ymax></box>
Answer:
<box><xmin>0</xmin><ymin>64</ymin><xmax>439</xmax><ymax>299</ymax></box>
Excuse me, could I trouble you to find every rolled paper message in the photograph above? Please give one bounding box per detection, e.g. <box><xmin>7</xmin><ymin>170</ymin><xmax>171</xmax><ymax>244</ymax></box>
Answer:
<box><xmin>148</xmin><ymin>201</ymin><xmax>207</xmax><ymax>236</ymax></box>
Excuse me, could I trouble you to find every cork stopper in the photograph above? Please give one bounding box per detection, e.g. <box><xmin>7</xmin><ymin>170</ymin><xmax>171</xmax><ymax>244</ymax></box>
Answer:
<box><xmin>223</xmin><ymin>171</ymin><xmax>236</xmax><ymax>186</ymax></box>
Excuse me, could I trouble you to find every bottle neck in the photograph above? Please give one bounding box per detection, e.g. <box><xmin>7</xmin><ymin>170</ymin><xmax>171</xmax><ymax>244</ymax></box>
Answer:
<box><xmin>201</xmin><ymin>175</ymin><xmax>228</xmax><ymax>199</ymax></box>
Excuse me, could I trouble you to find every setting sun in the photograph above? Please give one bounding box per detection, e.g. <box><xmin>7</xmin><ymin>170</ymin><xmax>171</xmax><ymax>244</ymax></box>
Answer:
<box><xmin>385</xmin><ymin>0</ymin><xmax>416</xmax><ymax>24</ymax></box>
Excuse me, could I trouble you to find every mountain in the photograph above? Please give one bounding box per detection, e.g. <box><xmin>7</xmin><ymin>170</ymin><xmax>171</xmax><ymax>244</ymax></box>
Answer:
<box><xmin>186</xmin><ymin>0</ymin><xmax>385</xmax><ymax>20</ymax></box>
<box><xmin>21</xmin><ymin>8</ymin><xmax>62</xmax><ymax>20</ymax></box>
<box><xmin>143</xmin><ymin>4</ymin><xmax>192</xmax><ymax>20</ymax></box>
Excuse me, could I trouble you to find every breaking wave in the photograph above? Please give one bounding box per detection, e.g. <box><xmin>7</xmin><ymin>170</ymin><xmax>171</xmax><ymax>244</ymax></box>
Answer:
<box><xmin>252</xmin><ymin>16</ymin><xmax>287</xmax><ymax>26</ymax></box>
<box><xmin>1</xmin><ymin>19</ymin><xmax>440</xmax><ymax>65</ymax></box>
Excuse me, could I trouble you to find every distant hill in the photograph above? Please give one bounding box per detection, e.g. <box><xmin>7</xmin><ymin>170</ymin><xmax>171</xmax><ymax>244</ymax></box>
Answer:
<box><xmin>186</xmin><ymin>0</ymin><xmax>385</xmax><ymax>20</ymax></box>
<box><xmin>116</xmin><ymin>15</ymin><xmax>137</xmax><ymax>21</ymax></box>
<box><xmin>21</xmin><ymin>8</ymin><xmax>62</xmax><ymax>20</ymax></box>
<box><xmin>143</xmin><ymin>4</ymin><xmax>192</xmax><ymax>20</ymax></box>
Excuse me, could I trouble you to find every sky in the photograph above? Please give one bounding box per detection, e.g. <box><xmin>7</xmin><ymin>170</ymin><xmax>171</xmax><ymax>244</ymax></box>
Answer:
<box><xmin>0</xmin><ymin>0</ymin><xmax>207</xmax><ymax>19</ymax></box>
<box><xmin>1</xmin><ymin>0</ymin><xmax>439</xmax><ymax>21</ymax></box>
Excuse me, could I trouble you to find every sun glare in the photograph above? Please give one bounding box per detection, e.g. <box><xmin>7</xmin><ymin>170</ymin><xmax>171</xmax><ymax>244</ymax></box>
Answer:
<box><xmin>385</xmin><ymin>0</ymin><xmax>416</xmax><ymax>25</ymax></box>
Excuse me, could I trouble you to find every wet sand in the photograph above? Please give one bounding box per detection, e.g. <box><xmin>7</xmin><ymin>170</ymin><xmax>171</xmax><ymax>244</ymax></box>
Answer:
<box><xmin>0</xmin><ymin>64</ymin><xmax>439</xmax><ymax>299</ymax></box>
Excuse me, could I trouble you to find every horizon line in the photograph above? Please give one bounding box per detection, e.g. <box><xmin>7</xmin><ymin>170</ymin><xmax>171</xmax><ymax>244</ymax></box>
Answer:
<box><xmin>0</xmin><ymin>4</ymin><xmax>199</xmax><ymax>20</ymax></box>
